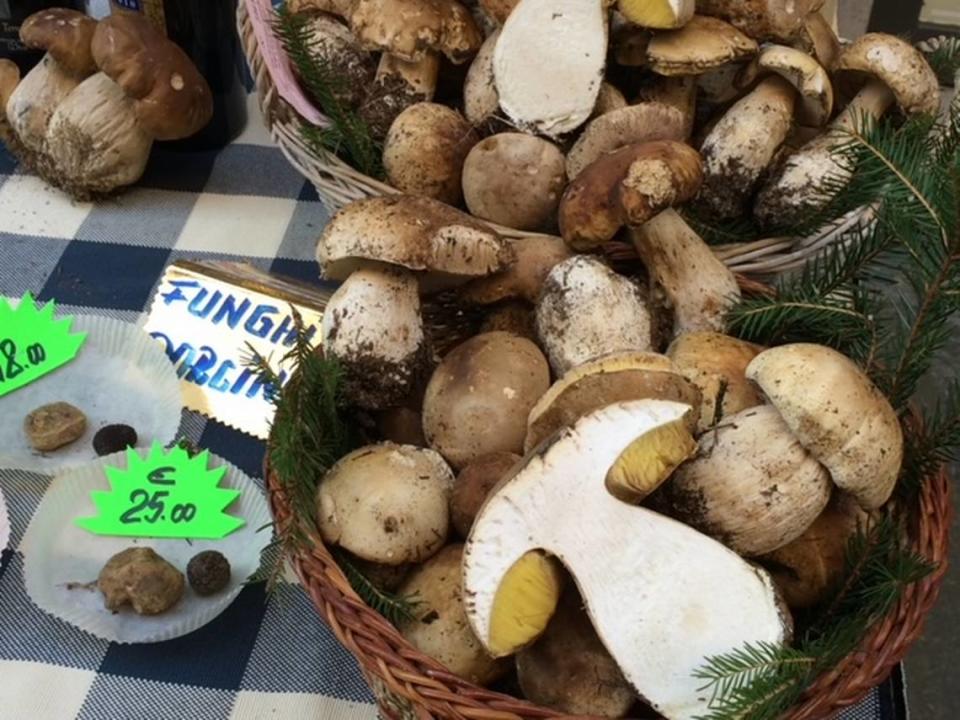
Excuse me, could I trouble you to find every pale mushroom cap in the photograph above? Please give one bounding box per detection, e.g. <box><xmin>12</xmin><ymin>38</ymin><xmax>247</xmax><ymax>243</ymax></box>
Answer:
<box><xmin>756</xmin><ymin>44</ymin><xmax>834</xmax><ymax>126</ymax></box>
<box><xmin>667</xmin><ymin>404</ymin><xmax>832</xmax><ymax>556</ymax></box>
<box><xmin>493</xmin><ymin>0</ymin><xmax>607</xmax><ymax>137</ymax></box>
<box><xmin>794</xmin><ymin>10</ymin><xmax>841</xmax><ymax>71</ymax></box>
<box><xmin>836</xmin><ymin>33</ymin><xmax>940</xmax><ymax>116</ymax></box>
<box><xmin>321</xmin><ymin>267</ymin><xmax>426</xmax><ymax>409</ymax></box>
<box><xmin>350</xmin><ymin>0</ymin><xmax>482</xmax><ymax>63</ymax></box>
<box><xmin>524</xmin><ymin>351</ymin><xmax>702</xmax><ymax>451</ymax></box>
<box><xmin>384</xmin><ymin>102</ymin><xmax>478</xmax><ymax>205</ymax></box>
<box><xmin>566</xmin><ymin>103</ymin><xmax>688</xmax><ymax>180</ymax></box>
<box><xmin>746</xmin><ymin>343</ymin><xmax>904</xmax><ymax>509</ymax></box>
<box><xmin>696</xmin><ymin>0</ymin><xmax>823</xmax><ymax>41</ymax></box>
<box><xmin>316</xmin><ymin>443</ymin><xmax>454</xmax><ymax>564</ymax></box>
<box><xmin>422</xmin><ymin>331</ymin><xmax>550</xmax><ymax>469</ymax></box>
<box><xmin>316</xmin><ymin>195</ymin><xmax>512</xmax><ymax>288</ymax></box>
<box><xmin>463</xmin><ymin>29</ymin><xmax>500</xmax><ymax>125</ymax></box>
<box><xmin>666</xmin><ymin>331</ymin><xmax>764</xmax><ymax>430</ymax></box>
<box><xmin>463</xmin><ymin>399</ymin><xmax>789</xmax><ymax>720</ymax></box>
<box><xmin>646</xmin><ymin>16</ymin><xmax>758</xmax><ymax>76</ymax></box>
<box><xmin>461</xmin><ymin>133</ymin><xmax>567</xmax><ymax>231</ymax></box>
<box><xmin>699</xmin><ymin>75</ymin><xmax>796</xmax><ymax>219</ymax></box>
<box><xmin>299</xmin><ymin>12</ymin><xmax>375</xmax><ymax>108</ymax></box>
<box><xmin>535</xmin><ymin>256</ymin><xmax>653</xmax><ymax>376</ymax></box>
<box><xmin>461</xmin><ymin>234</ymin><xmax>572</xmax><ymax>305</ymax></box>
<box><xmin>398</xmin><ymin>544</ymin><xmax>509</xmax><ymax>684</ymax></box>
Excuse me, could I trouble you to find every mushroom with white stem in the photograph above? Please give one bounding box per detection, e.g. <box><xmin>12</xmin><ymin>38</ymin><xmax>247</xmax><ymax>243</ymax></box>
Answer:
<box><xmin>463</xmin><ymin>29</ymin><xmax>500</xmax><ymax>126</ymax></box>
<box><xmin>754</xmin><ymin>33</ymin><xmax>939</xmax><ymax>228</ymax></box>
<box><xmin>41</xmin><ymin>13</ymin><xmax>212</xmax><ymax>197</ymax></box>
<box><xmin>746</xmin><ymin>44</ymin><xmax>834</xmax><ymax>126</ymax></box>
<box><xmin>5</xmin><ymin>9</ymin><xmax>97</xmax><ymax>154</ymax></box>
<box><xmin>316</xmin><ymin>442</ymin><xmax>454</xmax><ymax>565</ymax></box>
<box><xmin>316</xmin><ymin>194</ymin><xmax>513</xmax><ymax>293</ymax></box>
<box><xmin>461</xmin><ymin>134</ymin><xmax>567</xmax><ymax>231</ymax></box>
<box><xmin>524</xmin><ymin>351</ymin><xmax>702</xmax><ymax>455</ymax></box>
<box><xmin>493</xmin><ymin>0</ymin><xmax>608</xmax><ymax>138</ymax></box>
<box><xmin>792</xmin><ymin>10</ymin><xmax>841</xmax><ymax>71</ymax></box>
<box><xmin>617</xmin><ymin>0</ymin><xmax>693</xmax><ymax>29</ymax></box>
<box><xmin>422</xmin><ymin>331</ymin><xmax>550</xmax><ymax>469</ymax></box>
<box><xmin>383</xmin><ymin>102</ymin><xmax>478</xmax><ymax>205</ymax></box>
<box><xmin>360</xmin><ymin>52</ymin><xmax>441</xmax><ymax>141</ymax></box>
<box><xmin>645</xmin><ymin>16</ymin><xmax>758</xmax><ymax>76</ymax></box>
<box><xmin>293</xmin><ymin>11</ymin><xmax>375</xmax><ymax>109</ymax></box>
<box><xmin>321</xmin><ymin>267</ymin><xmax>428</xmax><ymax>410</ymax></box>
<box><xmin>746</xmin><ymin>343</ymin><xmax>903</xmax><ymax>510</ymax></box>
<box><xmin>696</xmin><ymin>0</ymin><xmax>826</xmax><ymax>42</ymax></box>
<box><xmin>559</xmin><ymin>140</ymin><xmax>704</xmax><ymax>251</ymax></box>
<box><xmin>462</xmin><ymin>399</ymin><xmax>791</xmax><ymax>720</ymax></box>
<box><xmin>535</xmin><ymin>256</ymin><xmax>654</xmax><ymax>377</ymax></box>
<box><xmin>635</xmin><ymin>75</ymin><xmax>697</xmax><ymax>137</ymax></box>
<box><xmin>460</xmin><ymin>235</ymin><xmax>572</xmax><ymax>305</ymax></box>
<box><xmin>0</xmin><ymin>60</ymin><xmax>20</xmax><ymax>146</ymax></box>
<box><xmin>663</xmin><ymin>404</ymin><xmax>832</xmax><ymax>556</ymax></box>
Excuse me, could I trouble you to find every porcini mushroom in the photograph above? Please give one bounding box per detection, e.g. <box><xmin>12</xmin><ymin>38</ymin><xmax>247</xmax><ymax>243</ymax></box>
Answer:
<box><xmin>666</xmin><ymin>332</ymin><xmax>764</xmax><ymax>430</ymax></box>
<box><xmin>316</xmin><ymin>443</ymin><xmax>454</xmax><ymax>564</ymax></box>
<box><xmin>316</xmin><ymin>195</ymin><xmax>513</xmax><ymax>291</ymax></box>
<box><xmin>535</xmin><ymin>256</ymin><xmax>653</xmax><ymax>376</ymax></box>
<box><xmin>636</xmin><ymin>75</ymin><xmax>697</xmax><ymax>137</ymax></box>
<box><xmin>5</xmin><ymin>9</ymin><xmax>97</xmax><ymax>153</ymax></box>
<box><xmin>422</xmin><ymin>331</ymin><xmax>550</xmax><ymax>469</ymax></box>
<box><xmin>665</xmin><ymin>404</ymin><xmax>832</xmax><ymax>556</ymax></box>
<box><xmin>592</xmin><ymin>81</ymin><xmax>628</xmax><ymax>116</ymax></box>
<box><xmin>321</xmin><ymin>267</ymin><xmax>427</xmax><ymax>410</ymax></box>
<box><xmin>384</xmin><ymin>103</ymin><xmax>478</xmax><ymax>205</ymax></box>
<box><xmin>480</xmin><ymin>301</ymin><xmax>538</xmax><ymax>340</ymax></box>
<box><xmin>461</xmin><ymin>133</ymin><xmax>566</xmax><ymax>231</ymax></box>
<box><xmin>463</xmin><ymin>29</ymin><xmax>500</xmax><ymax>126</ymax></box>
<box><xmin>463</xmin><ymin>399</ymin><xmax>790</xmax><ymax>719</ymax></box>
<box><xmin>696</xmin><ymin>0</ymin><xmax>825</xmax><ymax>42</ymax></box>
<box><xmin>361</xmin><ymin>52</ymin><xmax>441</xmax><ymax>140</ymax></box>
<box><xmin>646</xmin><ymin>16</ymin><xmax>758</xmax><ymax>76</ymax></box>
<box><xmin>559</xmin><ymin>140</ymin><xmax>704</xmax><ymax>251</ymax></box>
<box><xmin>460</xmin><ymin>235</ymin><xmax>572</xmax><ymax>305</ymax></box>
<box><xmin>793</xmin><ymin>10</ymin><xmax>841</xmax><ymax>71</ymax></box>
<box><xmin>755</xmin><ymin>33</ymin><xmax>939</xmax><ymax>228</ymax></box>
<box><xmin>0</xmin><ymin>60</ymin><xmax>20</xmax><ymax>145</ymax></box>
<box><xmin>750</xmin><ymin>44</ymin><xmax>834</xmax><ymax>126</ymax></box>
<box><xmin>617</xmin><ymin>0</ymin><xmax>693</xmax><ymax>29</ymax></box>
<box><xmin>451</xmin><ymin>452</ymin><xmax>521</xmax><ymax>537</ymax></box>
<box><xmin>746</xmin><ymin>343</ymin><xmax>903</xmax><ymax>510</ymax></box>
<box><xmin>524</xmin><ymin>351</ymin><xmax>701</xmax><ymax>451</ymax></box>
<box><xmin>399</xmin><ymin>545</ymin><xmax>510</xmax><ymax>685</ymax></box>
<box><xmin>630</xmin><ymin>210</ymin><xmax>741</xmax><ymax>336</ymax></box>
<box><xmin>41</xmin><ymin>13</ymin><xmax>212</xmax><ymax>196</ymax></box>
<box><xmin>296</xmin><ymin>11</ymin><xmax>375</xmax><ymax>108</ymax></box>
<box><xmin>493</xmin><ymin>0</ymin><xmax>608</xmax><ymax>138</ymax></box>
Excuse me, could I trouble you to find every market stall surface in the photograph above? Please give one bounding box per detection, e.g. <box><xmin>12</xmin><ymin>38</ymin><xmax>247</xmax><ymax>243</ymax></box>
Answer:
<box><xmin>0</xmin><ymin>96</ymin><xmax>903</xmax><ymax>720</ymax></box>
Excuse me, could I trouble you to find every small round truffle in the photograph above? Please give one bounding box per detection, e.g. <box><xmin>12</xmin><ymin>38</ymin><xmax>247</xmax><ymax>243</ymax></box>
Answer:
<box><xmin>93</xmin><ymin>424</ymin><xmax>138</xmax><ymax>456</ymax></box>
<box><xmin>187</xmin><ymin>550</ymin><xmax>231</xmax><ymax>596</ymax></box>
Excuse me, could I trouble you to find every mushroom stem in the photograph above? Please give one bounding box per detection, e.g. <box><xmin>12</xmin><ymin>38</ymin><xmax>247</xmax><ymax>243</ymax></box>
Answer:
<box><xmin>360</xmin><ymin>52</ymin><xmax>440</xmax><ymax>139</ymax></box>
<box><xmin>833</xmin><ymin>78</ymin><xmax>895</xmax><ymax>132</ymax></box>
<box><xmin>6</xmin><ymin>55</ymin><xmax>81</xmax><ymax>152</ymax></box>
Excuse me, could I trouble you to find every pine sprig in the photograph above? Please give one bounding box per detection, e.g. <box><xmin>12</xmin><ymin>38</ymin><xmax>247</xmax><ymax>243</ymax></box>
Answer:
<box><xmin>274</xmin><ymin>6</ymin><xmax>383</xmax><ymax>178</ymax></box>
<box><xmin>900</xmin><ymin>383</ymin><xmax>960</xmax><ymax>493</ymax></box>
<box><xmin>333</xmin><ymin>549</ymin><xmax>422</xmax><ymax>625</ymax></box>
<box><xmin>923</xmin><ymin>37</ymin><xmax>960</xmax><ymax>87</ymax></box>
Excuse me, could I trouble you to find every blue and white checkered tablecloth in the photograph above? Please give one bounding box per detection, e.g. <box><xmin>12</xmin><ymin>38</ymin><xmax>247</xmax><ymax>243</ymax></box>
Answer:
<box><xmin>0</xmin><ymin>95</ymin><xmax>907</xmax><ymax>720</ymax></box>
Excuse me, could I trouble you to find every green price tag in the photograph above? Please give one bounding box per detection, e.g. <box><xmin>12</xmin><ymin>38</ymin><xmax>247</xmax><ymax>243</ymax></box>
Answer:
<box><xmin>76</xmin><ymin>443</ymin><xmax>245</xmax><ymax>539</ymax></box>
<box><xmin>0</xmin><ymin>293</ymin><xmax>86</xmax><ymax>398</ymax></box>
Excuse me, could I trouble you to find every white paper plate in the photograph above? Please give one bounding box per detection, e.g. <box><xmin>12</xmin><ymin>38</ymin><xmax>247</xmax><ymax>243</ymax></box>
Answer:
<box><xmin>0</xmin><ymin>487</ymin><xmax>9</xmax><ymax>553</ymax></box>
<box><xmin>0</xmin><ymin>314</ymin><xmax>184</xmax><ymax>473</ymax></box>
<box><xmin>21</xmin><ymin>449</ymin><xmax>273</xmax><ymax>643</ymax></box>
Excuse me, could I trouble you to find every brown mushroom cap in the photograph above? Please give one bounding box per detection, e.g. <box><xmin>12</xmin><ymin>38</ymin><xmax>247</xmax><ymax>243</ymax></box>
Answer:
<box><xmin>92</xmin><ymin>13</ymin><xmax>213</xmax><ymax>141</ymax></box>
<box><xmin>835</xmin><ymin>33</ymin><xmax>940</xmax><ymax>116</ymax></box>
<box><xmin>20</xmin><ymin>8</ymin><xmax>97</xmax><ymax>77</ymax></box>
<box><xmin>646</xmin><ymin>16</ymin><xmax>758</xmax><ymax>76</ymax></box>
<box><xmin>461</xmin><ymin>235</ymin><xmax>572</xmax><ymax>305</ymax></box>
<box><xmin>696</xmin><ymin>0</ymin><xmax>823</xmax><ymax>41</ymax></box>
<box><xmin>450</xmin><ymin>452</ymin><xmax>521</xmax><ymax>537</ymax></box>
<box><xmin>0</xmin><ymin>59</ymin><xmax>19</xmax><ymax>111</ymax></box>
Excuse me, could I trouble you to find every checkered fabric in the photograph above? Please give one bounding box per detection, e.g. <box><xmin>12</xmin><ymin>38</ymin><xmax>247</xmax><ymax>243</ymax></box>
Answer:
<box><xmin>0</xmin><ymin>95</ymin><xmax>906</xmax><ymax>720</ymax></box>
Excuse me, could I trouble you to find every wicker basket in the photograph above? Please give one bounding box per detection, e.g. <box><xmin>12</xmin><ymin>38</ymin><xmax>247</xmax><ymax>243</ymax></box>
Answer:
<box><xmin>240</xmin><ymin>3</ymin><xmax>953</xmax><ymax>717</ymax></box>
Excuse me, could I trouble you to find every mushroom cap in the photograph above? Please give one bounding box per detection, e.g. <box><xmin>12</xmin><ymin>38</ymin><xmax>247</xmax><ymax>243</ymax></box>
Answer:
<box><xmin>463</xmin><ymin>29</ymin><xmax>500</xmax><ymax>125</ymax></box>
<box><xmin>20</xmin><ymin>8</ymin><xmax>97</xmax><ymax>77</ymax></box>
<box><xmin>646</xmin><ymin>16</ymin><xmax>758</xmax><ymax>76</ymax></box>
<box><xmin>422</xmin><ymin>331</ymin><xmax>550</xmax><ymax>469</ymax></box>
<box><xmin>298</xmin><ymin>12</ymin><xmax>375</xmax><ymax>108</ymax></box>
<box><xmin>794</xmin><ymin>10</ymin><xmax>841</xmax><ymax>71</ymax></box>
<box><xmin>316</xmin><ymin>443</ymin><xmax>454</xmax><ymax>564</ymax></box>
<box><xmin>667</xmin><ymin>404</ymin><xmax>832</xmax><ymax>556</ymax></box>
<box><xmin>754</xmin><ymin>44</ymin><xmax>834</xmax><ymax>126</ymax></box>
<box><xmin>835</xmin><ymin>33</ymin><xmax>940</xmax><ymax>116</ymax></box>
<box><xmin>451</xmin><ymin>452</ymin><xmax>521</xmax><ymax>538</ymax></box>
<box><xmin>461</xmin><ymin>234</ymin><xmax>572</xmax><ymax>305</ymax></box>
<box><xmin>461</xmin><ymin>133</ymin><xmax>567</xmax><ymax>232</ymax></box>
<box><xmin>350</xmin><ymin>0</ymin><xmax>482</xmax><ymax>63</ymax></box>
<box><xmin>524</xmin><ymin>351</ymin><xmax>702</xmax><ymax>451</ymax></box>
<box><xmin>535</xmin><ymin>256</ymin><xmax>653</xmax><ymax>376</ymax></box>
<box><xmin>316</xmin><ymin>195</ymin><xmax>513</xmax><ymax>290</ymax></box>
<box><xmin>565</xmin><ymin>103</ymin><xmax>689</xmax><ymax>180</ymax></box>
<box><xmin>321</xmin><ymin>267</ymin><xmax>427</xmax><ymax>410</ymax></box>
<box><xmin>384</xmin><ymin>102</ymin><xmax>478</xmax><ymax>205</ymax></box>
<box><xmin>746</xmin><ymin>343</ymin><xmax>903</xmax><ymax>509</ymax></box>
<box><xmin>666</xmin><ymin>331</ymin><xmax>764</xmax><ymax>431</ymax></box>
<box><xmin>592</xmin><ymin>81</ymin><xmax>628</xmax><ymax>116</ymax></box>
<box><xmin>92</xmin><ymin>13</ymin><xmax>213</xmax><ymax>140</ymax></box>
<box><xmin>696</xmin><ymin>0</ymin><xmax>823</xmax><ymax>41</ymax></box>
<box><xmin>0</xmin><ymin>59</ymin><xmax>19</xmax><ymax>111</ymax></box>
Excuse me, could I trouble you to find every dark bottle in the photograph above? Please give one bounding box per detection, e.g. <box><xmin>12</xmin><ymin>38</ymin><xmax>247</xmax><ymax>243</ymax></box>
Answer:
<box><xmin>110</xmin><ymin>0</ymin><xmax>247</xmax><ymax>150</ymax></box>
<box><xmin>1</xmin><ymin>1</ymin><xmax>85</xmax><ymax>74</ymax></box>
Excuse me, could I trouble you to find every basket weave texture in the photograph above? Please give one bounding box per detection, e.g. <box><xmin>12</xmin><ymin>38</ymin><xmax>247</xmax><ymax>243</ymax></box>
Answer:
<box><xmin>240</xmin><ymin>3</ymin><xmax>953</xmax><ymax>718</ymax></box>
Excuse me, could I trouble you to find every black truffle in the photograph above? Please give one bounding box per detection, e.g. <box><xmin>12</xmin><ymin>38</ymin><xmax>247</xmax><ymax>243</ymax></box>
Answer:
<box><xmin>187</xmin><ymin>551</ymin><xmax>231</xmax><ymax>596</ymax></box>
<box><xmin>93</xmin><ymin>424</ymin><xmax>138</xmax><ymax>456</ymax></box>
